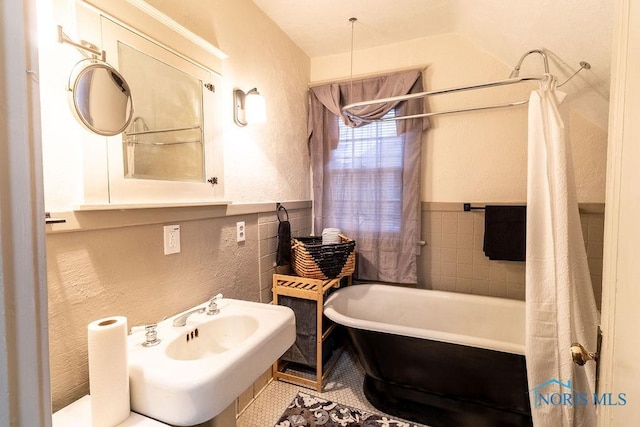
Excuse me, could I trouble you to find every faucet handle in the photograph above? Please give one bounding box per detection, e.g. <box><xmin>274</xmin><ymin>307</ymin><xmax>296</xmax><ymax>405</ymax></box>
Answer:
<box><xmin>206</xmin><ymin>293</ymin><xmax>223</xmax><ymax>315</ymax></box>
<box><xmin>129</xmin><ymin>323</ymin><xmax>161</xmax><ymax>347</ymax></box>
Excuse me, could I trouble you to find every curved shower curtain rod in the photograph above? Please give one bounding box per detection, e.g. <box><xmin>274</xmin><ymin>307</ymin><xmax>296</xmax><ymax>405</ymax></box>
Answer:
<box><xmin>341</xmin><ymin>49</ymin><xmax>591</xmax><ymax>123</ymax></box>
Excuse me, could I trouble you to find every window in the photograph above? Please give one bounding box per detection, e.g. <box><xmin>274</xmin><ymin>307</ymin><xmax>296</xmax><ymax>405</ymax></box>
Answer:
<box><xmin>326</xmin><ymin>110</ymin><xmax>403</xmax><ymax>233</ymax></box>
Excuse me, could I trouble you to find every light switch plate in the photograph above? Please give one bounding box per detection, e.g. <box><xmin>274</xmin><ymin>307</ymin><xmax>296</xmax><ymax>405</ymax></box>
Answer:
<box><xmin>164</xmin><ymin>225</ymin><xmax>181</xmax><ymax>255</ymax></box>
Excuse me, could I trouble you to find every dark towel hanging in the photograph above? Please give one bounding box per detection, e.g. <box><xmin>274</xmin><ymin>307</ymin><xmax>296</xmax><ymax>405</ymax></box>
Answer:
<box><xmin>276</xmin><ymin>204</ymin><xmax>291</xmax><ymax>266</ymax></box>
<box><xmin>483</xmin><ymin>205</ymin><xmax>527</xmax><ymax>261</ymax></box>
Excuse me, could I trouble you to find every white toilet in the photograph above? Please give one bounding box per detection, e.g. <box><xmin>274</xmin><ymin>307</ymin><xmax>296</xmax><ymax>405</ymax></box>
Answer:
<box><xmin>52</xmin><ymin>395</ymin><xmax>169</xmax><ymax>427</ymax></box>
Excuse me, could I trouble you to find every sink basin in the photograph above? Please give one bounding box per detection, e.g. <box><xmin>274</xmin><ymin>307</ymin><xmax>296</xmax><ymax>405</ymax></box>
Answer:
<box><xmin>165</xmin><ymin>314</ymin><xmax>260</xmax><ymax>360</ymax></box>
<box><xmin>127</xmin><ymin>298</ymin><xmax>295</xmax><ymax>426</ymax></box>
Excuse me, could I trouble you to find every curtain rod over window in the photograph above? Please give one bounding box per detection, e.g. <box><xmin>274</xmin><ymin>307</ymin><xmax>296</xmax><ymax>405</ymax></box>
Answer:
<box><xmin>308</xmin><ymin>66</ymin><xmax>428</xmax><ymax>89</ymax></box>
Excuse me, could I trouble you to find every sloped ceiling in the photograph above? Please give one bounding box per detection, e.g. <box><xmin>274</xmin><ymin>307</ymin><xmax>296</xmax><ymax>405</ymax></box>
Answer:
<box><xmin>251</xmin><ymin>0</ymin><xmax>615</xmax><ymax>130</ymax></box>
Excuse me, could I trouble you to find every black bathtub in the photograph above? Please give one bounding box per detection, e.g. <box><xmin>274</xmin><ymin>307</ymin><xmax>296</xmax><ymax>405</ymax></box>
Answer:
<box><xmin>323</xmin><ymin>284</ymin><xmax>532</xmax><ymax>427</ymax></box>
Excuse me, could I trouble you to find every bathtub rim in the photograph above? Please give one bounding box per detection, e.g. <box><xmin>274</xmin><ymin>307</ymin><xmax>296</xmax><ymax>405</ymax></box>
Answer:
<box><xmin>323</xmin><ymin>284</ymin><xmax>525</xmax><ymax>355</ymax></box>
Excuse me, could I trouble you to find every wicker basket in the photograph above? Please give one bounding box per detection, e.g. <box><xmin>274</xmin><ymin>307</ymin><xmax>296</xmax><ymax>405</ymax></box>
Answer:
<box><xmin>291</xmin><ymin>234</ymin><xmax>356</xmax><ymax>280</ymax></box>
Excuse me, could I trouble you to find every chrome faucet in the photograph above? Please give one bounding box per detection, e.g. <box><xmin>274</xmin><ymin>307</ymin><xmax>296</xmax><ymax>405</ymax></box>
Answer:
<box><xmin>172</xmin><ymin>307</ymin><xmax>206</xmax><ymax>327</ymax></box>
<box><xmin>206</xmin><ymin>293</ymin><xmax>223</xmax><ymax>315</ymax></box>
<box><xmin>172</xmin><ymin>294</ymin><xmax>223</xmax><ymax>327</ymax></box>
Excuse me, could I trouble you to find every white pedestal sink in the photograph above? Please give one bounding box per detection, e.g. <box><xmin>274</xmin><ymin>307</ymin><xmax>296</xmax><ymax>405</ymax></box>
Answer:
<box><xmin>127</xmin><ymin>298</ymin><xmax>295</xmax><ymax>426</ymax></box>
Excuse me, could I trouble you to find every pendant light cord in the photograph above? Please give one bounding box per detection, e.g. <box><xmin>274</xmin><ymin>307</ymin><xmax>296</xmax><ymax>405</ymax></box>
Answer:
<box><xmin>349</xmin><ymin>17</ymin><xmax>357</xmax><ymax>103</ymax></box>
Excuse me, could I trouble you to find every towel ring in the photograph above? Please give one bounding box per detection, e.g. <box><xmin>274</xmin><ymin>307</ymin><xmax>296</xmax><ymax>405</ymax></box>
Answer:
<box><xmin>277</xmin><ymin>204</ymin><xmax>289</xmax><ymax>222</ymax></box>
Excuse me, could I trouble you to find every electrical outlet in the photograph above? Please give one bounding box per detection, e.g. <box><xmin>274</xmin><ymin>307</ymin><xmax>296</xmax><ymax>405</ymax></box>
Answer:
<box><xmin>236</xmin><ymin>221</ymin><xmax>246</xmax><ymax>242</ymax></box>
<box><xmin>163</xmin><ymin>225</ymin><xmax>181</xmax><ymax>255</ymax></box>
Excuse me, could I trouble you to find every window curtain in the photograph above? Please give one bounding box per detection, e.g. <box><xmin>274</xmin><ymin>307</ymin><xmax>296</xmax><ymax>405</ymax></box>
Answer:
<box><xmin>308</xmin><ymin>70</ymin><xmax>428</xmax><ymax>283</ymax></box>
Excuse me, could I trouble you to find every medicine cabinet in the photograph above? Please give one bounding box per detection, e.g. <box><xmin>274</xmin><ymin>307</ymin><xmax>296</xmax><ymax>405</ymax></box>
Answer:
<box><xmin>90</xmin><ymin>17</ymin><xmax>224</xmax><ymax>206</ymax></box>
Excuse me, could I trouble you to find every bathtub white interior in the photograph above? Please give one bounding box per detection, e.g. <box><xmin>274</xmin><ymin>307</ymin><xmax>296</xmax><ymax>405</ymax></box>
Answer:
<box><xmin>324</xmin><ymin>284</ymin><xmax>525</xmax><ymax>355</ymax></box>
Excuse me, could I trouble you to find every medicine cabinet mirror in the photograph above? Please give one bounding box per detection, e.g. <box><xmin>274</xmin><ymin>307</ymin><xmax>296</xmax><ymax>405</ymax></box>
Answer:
<box><xmin>119</xmin><ymin>43</ymin><xmax>205</xmax><ymax>182</ymax></box>
<box><xmin>97</xmin><ymin>18</ymin><xmax>224</xmax><ymax>205</ymax></box>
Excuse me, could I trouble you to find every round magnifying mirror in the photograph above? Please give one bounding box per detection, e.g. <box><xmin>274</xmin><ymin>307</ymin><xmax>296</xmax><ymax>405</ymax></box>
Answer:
<box><xmin>68</xmin><ymin>59</ymin><xmax>134</xmax><ymax>136</ymax></box>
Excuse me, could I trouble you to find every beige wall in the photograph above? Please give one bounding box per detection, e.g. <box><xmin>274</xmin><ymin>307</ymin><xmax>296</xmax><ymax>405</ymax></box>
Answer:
<box><xmin>43</xmin><ymin>2</ymin><xmax>610</xmax><ymax>415</ymax></box>
<box><xmin>311</xmin><ymin>33</ymin><xmax>608</xmax><ymax>204</ymax></box>
<box><xmin>47</xmin><ymin>204</ymin><xmax>311</xmax><ymax>412</ymax></box>
<box><xmin>312</xmin><ymin>34</ymin><xmax>606</xmax><ymax>308</ymax></box>
<box><xmin>145</xmin><ymin>0</ymin><xmax>311</xmax><ymax>203</ymax></box>
<box><xmin>47</xmin><ymin>214</ymin><xmax>259</xmax><ymax>410</ymax></box>
<box><xmin>42</xmin><ymin>0</ymin><xmax>312</xmax><ymax>413</ymax></box>
<box><xmin>40</xmin><ymin>0</ymin><xmax>311</xmax><ymax>211</ymax></box>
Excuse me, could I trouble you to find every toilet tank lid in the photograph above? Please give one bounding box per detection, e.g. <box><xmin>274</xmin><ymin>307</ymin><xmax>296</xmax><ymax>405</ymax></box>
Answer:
<box><xmin>52</xmin><ymin>395</ymin><xmax>170</xmax><ymax>427</ymax></box>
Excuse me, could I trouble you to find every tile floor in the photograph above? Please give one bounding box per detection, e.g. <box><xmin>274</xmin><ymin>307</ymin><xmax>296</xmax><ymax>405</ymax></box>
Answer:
<box><xmin>237</xmin><ymin>348</ymin><xmax>429</xmax><ymax>427</ymax></box>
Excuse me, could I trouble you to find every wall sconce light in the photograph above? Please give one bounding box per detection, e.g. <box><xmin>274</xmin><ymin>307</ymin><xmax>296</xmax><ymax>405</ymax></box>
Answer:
<box><xmin>233</xmin><ymin>88</ymin><xmax>266</xmax><ymax>127</ymax></box>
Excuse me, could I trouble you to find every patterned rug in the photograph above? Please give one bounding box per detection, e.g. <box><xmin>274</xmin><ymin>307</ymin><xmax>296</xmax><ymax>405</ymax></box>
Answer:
<box><xmin>275</xmin><ymin>392</ymin><xmax>422</xmax><ymax>427</ymax></box>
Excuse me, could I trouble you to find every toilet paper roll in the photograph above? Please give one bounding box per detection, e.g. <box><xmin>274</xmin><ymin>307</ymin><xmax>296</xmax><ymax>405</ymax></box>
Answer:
<box><xmin>88</xmin><ymin>316</ymin><xmax>130</xmax><ymax>427</ymax></box>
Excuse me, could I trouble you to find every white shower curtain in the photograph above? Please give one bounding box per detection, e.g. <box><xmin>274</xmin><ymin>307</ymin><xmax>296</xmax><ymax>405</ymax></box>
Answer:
<box><xmin>525</xmin><ymin>78</ymin><xmax>600</xmax><ymax>426</ymax></box>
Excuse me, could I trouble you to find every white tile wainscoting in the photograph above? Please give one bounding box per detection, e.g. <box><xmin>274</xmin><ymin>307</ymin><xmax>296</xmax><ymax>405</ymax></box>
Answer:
<box><xmin>418</xmin><ymin>203</ymin><xmax>605</xmax><ymax>308</ymax></box>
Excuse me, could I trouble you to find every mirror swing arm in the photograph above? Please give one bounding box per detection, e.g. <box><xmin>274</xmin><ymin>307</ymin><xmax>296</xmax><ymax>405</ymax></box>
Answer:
<box><xmin>57</xmin><ymin>25</ymin><xmax>106</xmax><ymax>62</ymax></box>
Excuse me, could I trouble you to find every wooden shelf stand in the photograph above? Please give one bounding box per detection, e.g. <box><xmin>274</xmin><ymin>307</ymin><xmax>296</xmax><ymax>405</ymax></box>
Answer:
<box><xmin>272</xmin><ymin>273</ymin><xmax>351</xmax><ymax>392</ymax></box>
